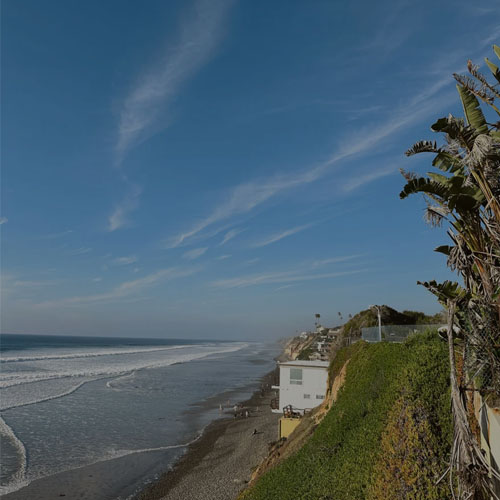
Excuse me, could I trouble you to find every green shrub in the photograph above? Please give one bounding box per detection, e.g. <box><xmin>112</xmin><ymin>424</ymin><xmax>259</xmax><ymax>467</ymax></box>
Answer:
<box><xmin>241</xmin><ymin>332</ymin><xmax>452</xmax><ymax>500</ymax></box>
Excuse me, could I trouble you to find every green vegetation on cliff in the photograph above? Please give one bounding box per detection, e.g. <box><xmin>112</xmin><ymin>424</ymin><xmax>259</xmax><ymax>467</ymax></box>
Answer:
<box><xmin>241</xmin><ymin>332</ymin><xmax>452</xmax><ymax>500</ymax></box>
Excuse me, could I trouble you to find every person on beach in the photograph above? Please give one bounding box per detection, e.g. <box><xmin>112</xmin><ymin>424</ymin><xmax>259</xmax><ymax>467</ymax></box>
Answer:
<box><xmin>252</xmin><ymin>428</ymin><xmax>258</xmax><ymax>435</ymax></box>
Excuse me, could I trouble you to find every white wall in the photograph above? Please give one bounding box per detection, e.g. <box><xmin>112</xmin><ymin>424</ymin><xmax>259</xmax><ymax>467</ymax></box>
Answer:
<box><xmin>278</xmin><ymin>365</ymin><xmax>328</xmax><ymax>412</ymax></box>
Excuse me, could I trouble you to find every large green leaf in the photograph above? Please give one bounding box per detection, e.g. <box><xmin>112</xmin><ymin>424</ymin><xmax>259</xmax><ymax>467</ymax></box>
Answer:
<box><xmin>430</xmin><ymin>115</ymin><xmax>473</xmax><ymax>147</ymax></box>
<box><xmin>456</xmin><ymin>84</ymin><xmax>488</xmax><ymax>135</ymax></box>
<box><xmin>399</xmin><ymin>177</ymin><xmax>450</xmax><ymax>200</ymax></box>
<box><xmin>405</xmin><ymin>140</ymin><xmax>438</xmax><ymax>156</ymax></box>
<box><xmin>485</xmin><ymin>57</ymin><xmax>500</xmax><ymax>85</ymax></box>
<box><xmin>427</xmin><ymin>172</ymin><xmax>452</xmax><ymax>186</ymax></box>
<box><xmin>417</xmin><ymin>279</ymin><xmax>467</xmax><ymax>303</ymax></box>
<box><xmin>431</xmin><ymin>117</ymin><xmax>450</xmax><ymax>133</ymax></box>
<box><xmin>448</xmin><ymin>193</ymin><xmax>482</xmax><ymax>212</ymax></box>
<box><xmin>434</xmin><ymin>245</ymin><xmax>452</xmax><ymax>255</ymax></box>
<box><xmin>494</xmin><ymin>44</ymin><xmax>500</xmax><ymax>61</ymax></box>
<box><xmin>432</xmin><ymin>151</ymin><xmax>463</xmax><ymax>173</ymax></box>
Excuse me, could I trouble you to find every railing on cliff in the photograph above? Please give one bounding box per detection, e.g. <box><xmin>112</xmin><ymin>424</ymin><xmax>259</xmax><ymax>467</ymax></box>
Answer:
<box><xmin>361</xmin><ymin>324</ymin><xmax>445</xmax><ymax>343</ymax></box>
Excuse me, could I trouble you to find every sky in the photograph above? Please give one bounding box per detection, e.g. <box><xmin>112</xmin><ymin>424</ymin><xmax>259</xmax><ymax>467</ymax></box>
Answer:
<box><xmin>1</xmin><ymin>0</ymin><xmax>499</xmax><ymax>340</ymax></box>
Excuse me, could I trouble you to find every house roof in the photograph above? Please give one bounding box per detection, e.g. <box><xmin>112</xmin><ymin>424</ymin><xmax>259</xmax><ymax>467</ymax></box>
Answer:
<box><xmin>278</xmin><ymin>360</ymin><xmax>329</xmax><ymax>369</ymax></box>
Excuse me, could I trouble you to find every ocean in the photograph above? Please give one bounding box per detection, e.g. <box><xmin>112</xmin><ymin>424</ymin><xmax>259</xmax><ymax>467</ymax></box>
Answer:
<box><xmin>0</xmin><ymin>333</ymin><xmax>281</xmax><ymax>499</ymax></box>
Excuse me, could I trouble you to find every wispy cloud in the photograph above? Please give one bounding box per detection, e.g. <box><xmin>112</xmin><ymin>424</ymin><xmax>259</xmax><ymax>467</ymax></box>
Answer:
<box><xmin>112</xmin><ymin>255</ymin><xmax>138</xmax><ymax>266</ymax></box>
<box><xmin>342</xmin><ymin>165</ymin><xmax>398</xmax><ymax>192</ymax></box>
<box><xmin>67</xmin><ymin>247</ymin><xmax>92</xmax><ymax>256</ymax></box>
<box><xmin>166</xmin><ymin>168</ymin><xmax>322</xmax><ymax>248</ymax></box>
<box><xmin>220</xmin><ymin>228</ymin><xmax>244</xmax><ymax>246</ymax></box>
<box><xmin>216</xmin><ymin>254</ymin><xmax>232</xmax><ymax>260</ymax></box>
<box><xmin>115</xmin><ymin>0</ymin><xmax>233</xmax><ymax>163</ymax></box>
<box><xmin>243</xmin><ymin>257</ymin><xmax>260</xmax><ymax>266</ymax></box>
<box><xmin>166</xmin><ymin>73</ymin><xmax>457</xmax><ymax>249</ymax></box>
<box><xmin>36</xmin><ymin>267</ymin><xmax>198</xmax><ymax>308</ymax></box>
<box><xmin>311</xmin><ymin>255</ymin><xmax>362</xmax><ymax>268</ymax></box>
<box><xmin>0</xmin><ymin>217</ymin><xmax>8</xmax><ymax>225</ymax></box>
<box><xmin>275</xmin><ymin>284</ymin><xmax>295</xmax><ymax>291</ymax></box>
<box><xmin>253</xmin><ymin>223</ymin><xmax>314</xmax><ymax>248</ymax></box>
<box><xmin>182</xmin><ymin>247</ymin><xmax>208</xmax><ymax>260</ymax></box>
<box><xmin>11</xmin><ymin>279</ymin><xmax>58</xmax><ymax>288</ymax></box>
<box><xmin>39</xmin><ymin>230</ymin><xmax>73</xmax><ymax>239</ymax></box>
<box><xmin>108</xmin><ymin>183</ymin><xmax>142</xmax><ymax>232</ymax></box>
<box><xmin>211</xmin><ymin>269</ymin><xmax>364</xmax><ymax>289</ymax></box>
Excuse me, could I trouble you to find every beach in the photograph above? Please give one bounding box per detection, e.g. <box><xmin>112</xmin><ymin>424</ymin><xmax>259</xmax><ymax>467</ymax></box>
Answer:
<box><xmin>1</xmin><ymin>336</ymin><xmax>282</xmax><ymax>500</ymax></box>
<box><xmin>138</xmin><ymin>369</ymin><xmax>281</xmax><ymax>500</ymax></box>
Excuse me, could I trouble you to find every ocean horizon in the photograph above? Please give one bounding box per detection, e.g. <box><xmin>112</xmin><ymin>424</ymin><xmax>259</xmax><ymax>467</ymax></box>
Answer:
<box><xmin>0</xmin><ymin>332</ymin><xmax>281</xmax><ymax>498</ymax></box>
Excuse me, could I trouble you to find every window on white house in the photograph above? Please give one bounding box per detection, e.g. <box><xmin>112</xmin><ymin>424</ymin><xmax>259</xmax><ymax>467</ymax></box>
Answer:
<box><xmin>290</xmin><ymin>368</ymin><xmax>302</xmax><ymax>385</ymax></box>
<box><xmin>303</xmin><ymin>394</ymin><xmax>310</xmax><ymax>399</ymax></box>
<box><xmin>316</xmin><ymin>394</ymin><xmax>324</xmax><ymax>399</ymax></box>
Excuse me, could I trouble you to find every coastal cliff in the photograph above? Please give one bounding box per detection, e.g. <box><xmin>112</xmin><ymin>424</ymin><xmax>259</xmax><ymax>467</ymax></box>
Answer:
<box><xmin>240</xmin><ymin>331</ymin><xmax>453</xmax><ymax>500</ymax></box>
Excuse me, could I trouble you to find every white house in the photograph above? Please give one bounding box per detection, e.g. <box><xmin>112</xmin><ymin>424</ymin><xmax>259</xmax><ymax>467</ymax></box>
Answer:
<box><xmin>272</xmin><ymin>360</ymin><xmax>329</xmax><ymax>414</ymax></box>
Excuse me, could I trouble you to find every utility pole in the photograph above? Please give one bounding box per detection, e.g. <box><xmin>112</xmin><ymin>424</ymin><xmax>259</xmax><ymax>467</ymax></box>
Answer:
<box><xmin>369</xmin><ymin>305</ymin><xmax>382</xmax><ymax>342</ymax></box>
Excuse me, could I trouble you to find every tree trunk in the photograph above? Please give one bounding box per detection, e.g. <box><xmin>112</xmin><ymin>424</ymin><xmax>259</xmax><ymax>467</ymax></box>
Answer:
<box><xmin>446</xmin><ymin>300</ymin><xmax>498</xmax><ymax>500</ymax></box>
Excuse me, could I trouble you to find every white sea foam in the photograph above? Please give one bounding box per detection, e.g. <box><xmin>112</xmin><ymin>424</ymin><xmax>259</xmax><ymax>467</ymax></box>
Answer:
<box><xmin>0</xmin><ymin>340</ymin><xmax>251</xmax><ymax>494</ymax></box>
<box><xmin>1</xmin><ymin>379</ymin><xmax>93</xmax><ymax>411</ymax></box>
<box><xmin>0</xmin><ymin>342</ymin><xmax>248</xmax><ymax>407</ymax></box>
<box><xmin>0</xmin><ymin>345</ymin><xmax>196</xmax><ymax>363</ymax></box>
<box><xmin>0</xmin><ymin>416</ymin><xmax>29</xmax><ymax>495</ymax></box>
<box><xmin>0</xmin><ymin>426</ymin><xmax>206</xmax><ymax>496</ymax></box>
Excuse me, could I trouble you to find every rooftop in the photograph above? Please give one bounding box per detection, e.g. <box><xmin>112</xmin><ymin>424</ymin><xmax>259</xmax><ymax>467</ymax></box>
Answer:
<box><xmin>278</xmin><ymin>360</ymin><xmax>330</xmax><ymax>369</ymax></box>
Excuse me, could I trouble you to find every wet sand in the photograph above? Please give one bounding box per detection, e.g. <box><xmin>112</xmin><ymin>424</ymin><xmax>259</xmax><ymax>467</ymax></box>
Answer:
<box><xmin>138</xmin><ymin>369</ymin><xmax>280</xmax><ymax>500</ymax></box>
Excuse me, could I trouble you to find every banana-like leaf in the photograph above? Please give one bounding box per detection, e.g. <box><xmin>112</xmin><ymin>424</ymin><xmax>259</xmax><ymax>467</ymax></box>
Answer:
<box><xmin>485</xmin><ymin>57</ymin><xmax>500</xmax><ymax>85</ymax></box>
<box><xmin>435</xmin><ymin>245</ymin><xmax>453</xmax><ymax>255</ymax></box>
<box><xmin>427</xmin><ymin>171</ymin><xmax>452</xmax><ymax>186</ymax></box>
<box><xmin>417</xmin><ymin>279</ymin><xmax>467</xmax><ymax>303</ymax></box>
<box><xmin>430</xmin><ymin>116</ymin><xmax>473</xmax><ymax>147</ymax></box>
<box><xmin>494</xmin><ymin>44</ymin><xmax>500</xmax><ymax>61</ymax></box>
<box><xmin>405</xmin><ymin>140</ymin><xmax>438</xmax><ymax>157</ymax></box>
<box><xmin>399</xmin><ymin>177</ymin><xmax>450</xmax><ymax>200</ymax></box>
<box><xmin>432</xmin><ymin>151</ymin><xmax>463</xmax><ymax>173</ymax></box>
<box><xmin>431</xmin><ymin>117</ymin><xmax>449</xmax><ymax>133</ymax></box>
<box><xmin>456</xmin><ymin>84</ymin><xmax>489</xmax><ymax>135</ymax></box>
<box><xmin>448</xmin><ymin>193</ymin><xmax>482</xmax><ymax>212</ymax></box>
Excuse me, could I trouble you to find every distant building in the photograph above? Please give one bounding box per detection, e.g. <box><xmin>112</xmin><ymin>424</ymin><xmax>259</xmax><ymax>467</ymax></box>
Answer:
<box><xmin>272</xmin><ymin>360</ymin><xmax>329</xmax><ymax>415</ymax></box>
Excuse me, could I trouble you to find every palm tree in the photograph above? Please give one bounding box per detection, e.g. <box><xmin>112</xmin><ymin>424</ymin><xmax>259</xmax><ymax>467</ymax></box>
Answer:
<box><xmin>400</xmin><ymin>45</ymin><xmax>500</xmax><ymax>499</ymax></box>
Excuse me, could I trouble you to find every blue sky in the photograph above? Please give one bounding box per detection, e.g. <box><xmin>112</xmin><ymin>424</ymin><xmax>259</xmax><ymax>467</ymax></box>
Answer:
<box><xmin>2</xmin><ymin>0</ymin><xmax>499</xmax><ymax>339</ymax></box>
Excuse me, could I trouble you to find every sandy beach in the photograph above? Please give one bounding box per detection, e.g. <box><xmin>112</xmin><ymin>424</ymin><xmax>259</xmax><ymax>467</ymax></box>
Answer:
<box><xmin>138</xmin><ymin>369</ymin><xmax>281</xmax><ymax>500</ymax></box>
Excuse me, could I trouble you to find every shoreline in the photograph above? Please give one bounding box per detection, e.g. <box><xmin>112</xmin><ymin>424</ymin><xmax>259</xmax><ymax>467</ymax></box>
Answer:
<box><xmin>137</xmin><ymin>368</ymin><xmax>281</xmax><ymax>500</ymax></box>
<box><xmin>2</xmin><ymin>355</ymin><xmax>283</xmax><ymax>500</ymax></box>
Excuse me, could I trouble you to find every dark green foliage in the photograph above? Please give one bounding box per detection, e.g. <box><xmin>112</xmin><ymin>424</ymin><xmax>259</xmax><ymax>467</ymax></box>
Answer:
<box><xmin>241</xmin><ymin>333</ymin><xmax>452</xmax><ymax>500</ymax></box>
<box><xmin>342</xmin><ymin>305</ymin><xmax>443</xmax><ymax>338</ymax></box>
<box><xmin>296</xmin><ymin>346</ymin><xmax>314</xmax><ymax>360</ymax></box>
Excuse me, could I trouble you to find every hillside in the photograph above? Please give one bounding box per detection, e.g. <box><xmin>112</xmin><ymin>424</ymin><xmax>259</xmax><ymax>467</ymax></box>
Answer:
<box><xmin>342</xmin><ymin>305</ymin><xmax>444</xmax><ymax>339</ymax></box>
<box><xmin>240</xmin><ymin>332</ymin><xmax>452</xmax><ymax>500</ymax></box>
